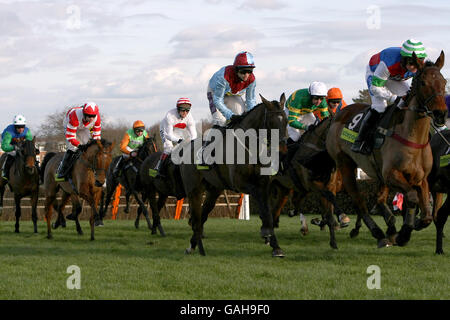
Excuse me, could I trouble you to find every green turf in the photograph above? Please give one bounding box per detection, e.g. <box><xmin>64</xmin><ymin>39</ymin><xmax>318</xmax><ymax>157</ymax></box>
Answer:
<box><xmin>0</xmin><ymin>215</ymin><xmax>448</xmax><ymax>300</ymax></box>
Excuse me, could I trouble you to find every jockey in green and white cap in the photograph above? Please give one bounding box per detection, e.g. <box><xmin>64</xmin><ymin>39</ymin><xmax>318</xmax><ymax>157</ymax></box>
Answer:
<box><xmin>351</xmin><ymin>38</ymin><xmax>427</xmax><ymax>155</ymax></box>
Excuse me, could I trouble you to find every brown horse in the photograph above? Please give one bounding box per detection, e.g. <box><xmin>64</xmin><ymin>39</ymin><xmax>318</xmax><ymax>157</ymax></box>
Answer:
<box><xmin>41</xmin><ymin>139</ymin><xmax>114</xmax><ymax>240</ymax></box>
<box><xmin>269</xmin><ymin>117</ymin><xmax>344</xmax><ymax>249</ymax></box>
<box><xmin>180</xmin><ymin>94</ymin><xmax>288</xmax><ymax>257</ymax></box>
<box><xmin>326</xmin><ymin>51</ymin><xmax>447</xmax><ymax>248</ymax></box>
<box><xmin>0</xmin><ymin>138</ymin><xmax>39</xmax><ymax>233</ymax></box>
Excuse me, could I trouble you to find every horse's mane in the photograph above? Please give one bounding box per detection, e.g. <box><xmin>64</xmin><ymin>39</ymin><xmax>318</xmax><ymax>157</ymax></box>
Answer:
<box><xmin>85</xmin><ymin>138</ymin><xmax>112</xmax><ymax>149</ymax></box>
<box><xmin>226</xmin><ymin>99</ymin><xmax>282</xmax><ymax>128</ymax></box>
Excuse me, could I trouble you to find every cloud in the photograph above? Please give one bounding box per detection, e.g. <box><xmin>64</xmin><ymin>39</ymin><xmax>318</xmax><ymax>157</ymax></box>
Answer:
<box><xmin>169</xmin><ymin>24</ymin><xmax>264</xmax><ymax>59</ymax></box>
<box><xmin>239</xmin><ymin>0</ymin><xmax>287</xmax><ymax>11</ymax></box>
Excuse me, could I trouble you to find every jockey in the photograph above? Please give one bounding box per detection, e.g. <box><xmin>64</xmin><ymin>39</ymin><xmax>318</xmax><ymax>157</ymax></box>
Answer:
<box><xmin>55</xmin><ymin>102</ymin><xmax>101</xmax><ymax>180</ymax></box>
<box><xmin>352</xmin><ymin>39</ymin><xmax>427</xmax><ymax>154</ymax></box>
<box><xmin>325</xmin><ymin>87</ymin><xmax>347</xmax><ymax>115</ymax></box>
<box><xmin>152</xmin><ymin>97</ymin><xmax>197</xmax><ymax>176</ymax></box>
<box><xmin>286</xmin><ymin>81</ymin><xmax>330</xmax><ymax>143</ymax></box>
<box><xmin>1</xmin><ymin>115</ymin><xmax>34</xmax><ymax>180</ymax></box>
<box><xmin>113</xmin><ymin>120</ymin><xmax>149</xmax><ymax>178</ymax></box>
<box><xmin>208</xmin><ymin>51</ymin><xmax>256</xmax><ymax>126</ymax></box>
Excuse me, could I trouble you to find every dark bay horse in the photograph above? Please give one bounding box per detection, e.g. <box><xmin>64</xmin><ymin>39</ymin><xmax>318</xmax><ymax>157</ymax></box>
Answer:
<box><xmin>180</xmin><ymin>94</ymin><xmax>288</xmax><ymax>257</ymax></box>
<box><xmin>99</xmin><ymin>137</ymin><xmax>157</xmax><ymax>229</ymax></box>
<box><xmin>138</xmin><ymin>149</ymin><xmax>188</xmax><ymax>236</ymax></box>
<box><xmin>269</xmin><ymin>117</ymin><xmax>344</xmax><ymax>249</ymax></box>
<box><xmin>0</xmin><ymin>138</ymin><xmax>39</xmax><ymax>233</ymax></box>
<box><xmin>41</xmin><ymin>139</ymin><xmax>114</xmax><ymax>240</ymax></box>
<box><xmin>326</xmin><ymin>51</ymin><xmax>447</xmax><ymax>248</ymax></box>
<box><xmin>428</xmin><ymin>129</ymin><xmax>450</xmax><ymax>254</ymax></box>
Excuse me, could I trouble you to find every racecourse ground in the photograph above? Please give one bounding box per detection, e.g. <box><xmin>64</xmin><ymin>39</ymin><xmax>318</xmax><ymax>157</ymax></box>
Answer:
<box><xmin>0</xmin><ymin>215</ymin><xmax>448</xmax><ymax>300</ymax></box>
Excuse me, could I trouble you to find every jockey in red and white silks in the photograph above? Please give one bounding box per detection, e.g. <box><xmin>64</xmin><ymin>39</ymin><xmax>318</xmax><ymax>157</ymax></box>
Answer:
<box><xmin>64</xmin><ymin>103</ymin><xmax>101</xmax><ymax>152</ymax></box>
<box><xmin>160</xmin><ymin>104</ymin><xmax>197</xmax><ymax>154</ymax></box>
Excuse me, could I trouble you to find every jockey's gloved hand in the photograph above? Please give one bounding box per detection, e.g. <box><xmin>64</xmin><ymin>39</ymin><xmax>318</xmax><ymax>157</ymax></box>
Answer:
<box><xmin>77</xmin><ymin>144</ymin><xmax>87</xmax><ymax>152</ymax></box>
<box><xmin>177</xmin><ymin>139</ymin><xmax>183</xmax><ymax>144</ymax></box>
<box><xmin>130</xmin><ymin>151</ymin><xmax>138</xmax><ymax>157</ymax></box>
<box><xmin>394</xmin><ymin>96</ymin><xmax>405</xmax><ymax>108</ymax></box>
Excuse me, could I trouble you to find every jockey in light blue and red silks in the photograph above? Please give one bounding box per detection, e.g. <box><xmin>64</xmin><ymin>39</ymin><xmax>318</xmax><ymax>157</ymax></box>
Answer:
<box><xmin>56</xmin><ymin>102</ymin><xmax>102</xmax><ymax>180</ymax></box>
<box><xmin>207</xmin><ymin>51</ymin><xmax>256</xmax><ymax>126</ymax></box>
<box><xmin>352</xmin><ymin>39</ymin><xmax>428</xmax><ymax>154</ymax></box>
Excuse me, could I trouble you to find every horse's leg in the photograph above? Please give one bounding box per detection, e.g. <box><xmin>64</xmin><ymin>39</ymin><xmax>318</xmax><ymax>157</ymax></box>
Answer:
<box><xmin>268</xmin><ymin>181</ymin><xmax>290</xmax><ymax>229</ymax></box>
<box><xmin>199</xmin><ymin>188</ymin><xmax>222</xmax><ymax>238</ymax></box>
<box><xmin>434</xmin><ymin>195</ymin><xmax>449</xmax><ymax>254</ymax></box>
<box><xmin>44</xmin><ymin>195</ymin><xmax>56</xmax><ymax>239</ymax></box>
<box><xmin>0</xmin><ymin>182</ymin><xmax>5</xmax><ymax>217</ymax></box>
<box><xmin>251</xmin><ymin>184</ymin><xmax>284</xmax><ymax>257</ymax></box>
<box><xmin>53</xmin><ymin>192</ymin><xmax>70</xmax><ymax>229</ymax></box>
<box><xmin>131</xmin><ymin>190</ymin><xmax>152</xmax><ymax>231</ymax></box>
<box><xmin>375</xmin><ymin>185</ymin><xmax>397</xmax><ymax>241</ymax></box>
<box><xmin>185</xmin><ymin>190</ymin><xmax>203</xmax><ymax>255</ymax></box>
<box><xmin>154</xmin><ymin>193</ymin><xmax>167</xmax><ymax>236</ymax></box>
<box><xmin>314</xmin><ymin>181</ymin><xmax>338</xmax><ymax>249</ymax></box>
<box><xmin>338</xmin><ymin>161</ymin><xmax>388</xmax><ymax>247</ymax></box>
<box><xmin>31</xmin><ymin>190</ymin><xmax>39</xmax><ymax>233</ymax></box>
<box><xmin>14</xmin><ymin>194</ymin><xmax>21</xmax><ymax>233</ymax></box>
<box><xmin>73</xmin><ymin>199</ymin><xmax>83</xmax><ymax>235</ymax></box>
<box><xmin>124</xmin><ymin>190</ymin><xmax>131</xmax><ymax>214</ymax></box>
<box><xmin>414</xmin><ymin>179</ymin><xmax>434</xmax><ymax>230</ymax></box>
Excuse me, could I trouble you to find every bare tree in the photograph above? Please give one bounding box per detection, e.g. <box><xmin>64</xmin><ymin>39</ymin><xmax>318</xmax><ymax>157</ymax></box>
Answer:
<box><xmin>352</xmin><ymin>89</ymin><xmax>371</xmax><ymax>104</ymax></box>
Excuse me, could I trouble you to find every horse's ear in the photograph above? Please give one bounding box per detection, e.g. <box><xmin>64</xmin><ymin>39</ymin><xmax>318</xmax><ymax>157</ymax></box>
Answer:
<box><xmin>32</xmin><ymin>136</ymin><xmax>36</xmax><ymax>144</ymax></box>
<box><xmin>259</xmin><ymin>94</ymin><xmax>269</xmax><ymax>106</ymax></box>
<box><xmin>279</xmin><ymin>93</ymin><xmax>286</xmax><ymax>110</ymax></box>
<box><xmin>435</xmin><ymin>50</ymin><xmax>445</xmax><ymax>70</ymax></box>
<box><xmin>96</xmin><ymin>139</ymin><xmax>103</xmax><ymax>149</ymax></box>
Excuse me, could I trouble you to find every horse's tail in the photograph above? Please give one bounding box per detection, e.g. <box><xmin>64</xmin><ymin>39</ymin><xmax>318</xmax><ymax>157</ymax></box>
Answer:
<box><xmin>40</xmin><ymin>152</ymin><xmax>57</xmax><ymax>183</ymax></box>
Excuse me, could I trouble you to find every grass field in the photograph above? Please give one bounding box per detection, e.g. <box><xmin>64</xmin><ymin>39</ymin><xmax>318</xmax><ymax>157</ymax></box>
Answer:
<box><xmin>0</xmin><ymin>215</ymin><xmax>448</xmax><ymax>300</ymax></box>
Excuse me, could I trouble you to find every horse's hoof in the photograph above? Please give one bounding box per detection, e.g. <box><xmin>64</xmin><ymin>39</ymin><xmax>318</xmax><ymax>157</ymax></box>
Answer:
<box><xmin>52</xmin><ymin>223</ymin><xmax>58</xmax><ymax>229</ymax></box>
<box><xmin>14</xmin><ymin>229</ymin><xmax>19</xmax><ymax>233</ymax></box>
<box><xmin>330</xmin><ymin>242</ymin><xmax>338</xmax><ymax>250</ymax></box>
<box><xmin>66</xmin><ymin>213</ymin><xmax>76</xmax><ymax>221</ymax></box>
<box><xmin>185</xmin><ymin>247</ymin><xmax>194</xmax><ymax>255</ymax></box>
<box><xmin>288</xmin><ymin>210</ymin><xmax>297</xmax><ymax>217</ymax></box>
<box><xmin>311</xmin><ymin>218</ymin><xmax>321</xmax><ymax>226</ymax></box>
<box><xmin>90</xmin><ymin>237</ymin><xmax>95</xmax><ymax>241</ymax></box>
<box><xmin>134</xmin><ymin>221</ymin><xmax>139</xmax><ymax>229</ymax></box>
<box><xmin>47</xmin><ymin>234</ymin><xmax>53</xmax><ymax>239</ymax></box>
<box><xmin>300</xmin><ymin>228</ymin><xmax>309</xmax><ymax>236</ymax></box>
<box><xmin>377</xmin><ymin>238</ymin><xmax>392</xmax><ymax>248</ymax></box>
<box><xmin>78</xmin><ymin>231</ymin><xmax>84</xmax><ymax>236</ymax></box>
<box><xmin>435</xmin><ymin>249</ymin><xmax>444</xmax><ymax>255</ymax></box>
<box><xmin>94</xmin><ymin>220</ymin><xmax>104</xmax><ymax>227</ymax></box>
<box><xmin>61</xmin><ymin>222</ymin><xmax>66</xmax><ymax>228</ymax></box>
<box><xmin>272</xmin><ymin>248</ymin><xmax>285</xmax><ymax>258</ymax></box>
<box><xmin>349</xmin><ymin>229</ymin><xmax>359</xmax><ymax>238</ymax></box>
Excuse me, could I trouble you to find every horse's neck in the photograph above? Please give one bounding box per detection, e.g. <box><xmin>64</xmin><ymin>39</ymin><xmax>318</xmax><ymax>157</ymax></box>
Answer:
<box><xmin>237</xmin><ymin>107</ymin><xmax>263</xmax><ymax>130</ymax></box>
<box><xmin>397</xmin><ymin>96</ymin><xmax>430</xmax><ymax>144</ymax></box>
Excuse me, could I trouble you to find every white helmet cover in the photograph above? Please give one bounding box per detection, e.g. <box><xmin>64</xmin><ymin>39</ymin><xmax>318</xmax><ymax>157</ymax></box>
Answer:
<box><xmin>13</xmin><ymin>114</ymin><xmax>26</xmax><ymax>125</ymax></box>
<box><xmin>308</xmin><ymin>81</ymin><xmax>327</xmax><ymax>97</ymax></box>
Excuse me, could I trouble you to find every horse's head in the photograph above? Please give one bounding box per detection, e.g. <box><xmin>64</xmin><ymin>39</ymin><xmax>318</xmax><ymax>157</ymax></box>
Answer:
<box><xmin>137</xmin><ymin>136</ymin><xmax>158</xmax><ymax>160</ymax></box>
<box><xmin>410</xmin><ymin>50</ymin><xmax>448</xmax><ymax>126</ymax></box>
<box><xmin>84</xmin><ymin>139</ymin><xmax>114</xmax><ymax>187</ymax></box>
<box><xmin>15</xmin><ymin>137</ymin><xmax>38</xmax><ymax>175</ymax></box>
<box><xmin>259</xmin><ymin>93</ymin><xmax>289</xmax><ymax>154</ymax></box>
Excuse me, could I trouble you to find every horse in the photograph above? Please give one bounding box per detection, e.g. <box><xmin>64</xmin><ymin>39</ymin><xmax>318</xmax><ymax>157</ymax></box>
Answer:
<box><xmin>326</xmin><ymin>51</ymin><xmax>447</xmax><ymax>248</ymax></box>
<box><xmin>0</xmin><ymin>138</ymin><xmax>39</xmax><ymax>233</ymax></box>
<box><xmin>269</xmin><ymin>117</ymin><xmax>345</xmax><ymax>249</ymax></box>
<box><xmin>138</xmin><ymin>148</ymin><xmax>188</xmax><ymax>236</ymax></box>
<box><xmin>179</xmin><ymin>94</ymin><xmax>288</xmax><ymax>257</ymax></box>
<box><xmin>428</xmin><ymin>129</ymin><xmax>450</xmax><ymax>254</ymax></box>
<box><xmin>99</xmin><ymin>136</ymin><xmax>157</xmax><ymax>229</ymax></box>
<box><xmin>41</xmin><ymin>139</ymin><xmax>114</xmax><ymax>240</ymax></box>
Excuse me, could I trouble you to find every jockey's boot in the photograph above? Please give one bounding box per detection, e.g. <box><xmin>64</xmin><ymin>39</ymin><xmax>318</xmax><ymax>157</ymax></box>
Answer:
<box><xmin>152</xmin><ymin>153</ymin><xmax>168</xmax><ymax>177</ymax></box>
<box><xmin>55</xmin><ymin>150</ymin><xmax>77</xmax><ymax>181</ymax></box>
<box><xmin>2</xmin><ymin>155</ymin><xmax>14</xmax><ymax>180</ymax></box>
<box><xmin>351</xmin><ymin>108</ymin><xmax>381</xmax><ymax>155</ymax></box>
<box><xmin>112</xmin><ymin>156</ymin><xmax>124</xmax><ymax>179</ymax></box>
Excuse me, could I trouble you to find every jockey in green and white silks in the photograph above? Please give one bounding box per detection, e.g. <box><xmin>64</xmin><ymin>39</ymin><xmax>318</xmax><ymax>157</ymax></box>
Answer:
<box><xmin>352</xmin><ymin>39</ymin><xmax>427</xmax><ymax>154</ymax></box>
<box><xmin>285</xmin><ymin>81</ymin><xmax>329</xmax><ymax>143</ymax></box>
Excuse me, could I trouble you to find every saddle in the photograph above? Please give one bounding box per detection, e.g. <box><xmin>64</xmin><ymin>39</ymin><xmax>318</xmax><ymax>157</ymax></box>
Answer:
<box><xmin>341</xmin><ymin>104</ymin><xmax>399</xmax><ymax>151</ymax></box>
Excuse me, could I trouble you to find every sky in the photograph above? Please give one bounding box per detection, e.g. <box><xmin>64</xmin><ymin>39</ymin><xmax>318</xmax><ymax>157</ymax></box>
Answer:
<box><xmin>1</xmin><ymin>0</ymin><xmax>449</xmax><ymax>133</ymax></box>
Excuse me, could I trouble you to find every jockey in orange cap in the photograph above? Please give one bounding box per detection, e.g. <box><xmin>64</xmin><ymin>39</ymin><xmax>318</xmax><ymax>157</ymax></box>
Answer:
<box><xmin>326</xmin><ymin>87</ymin><xmax>347</xmax><ymax>115</ymax></box>
<box><xmin>112</xmin><ymin>120</ymin><xmax>149</xmax><ymax>179</ymax></box>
